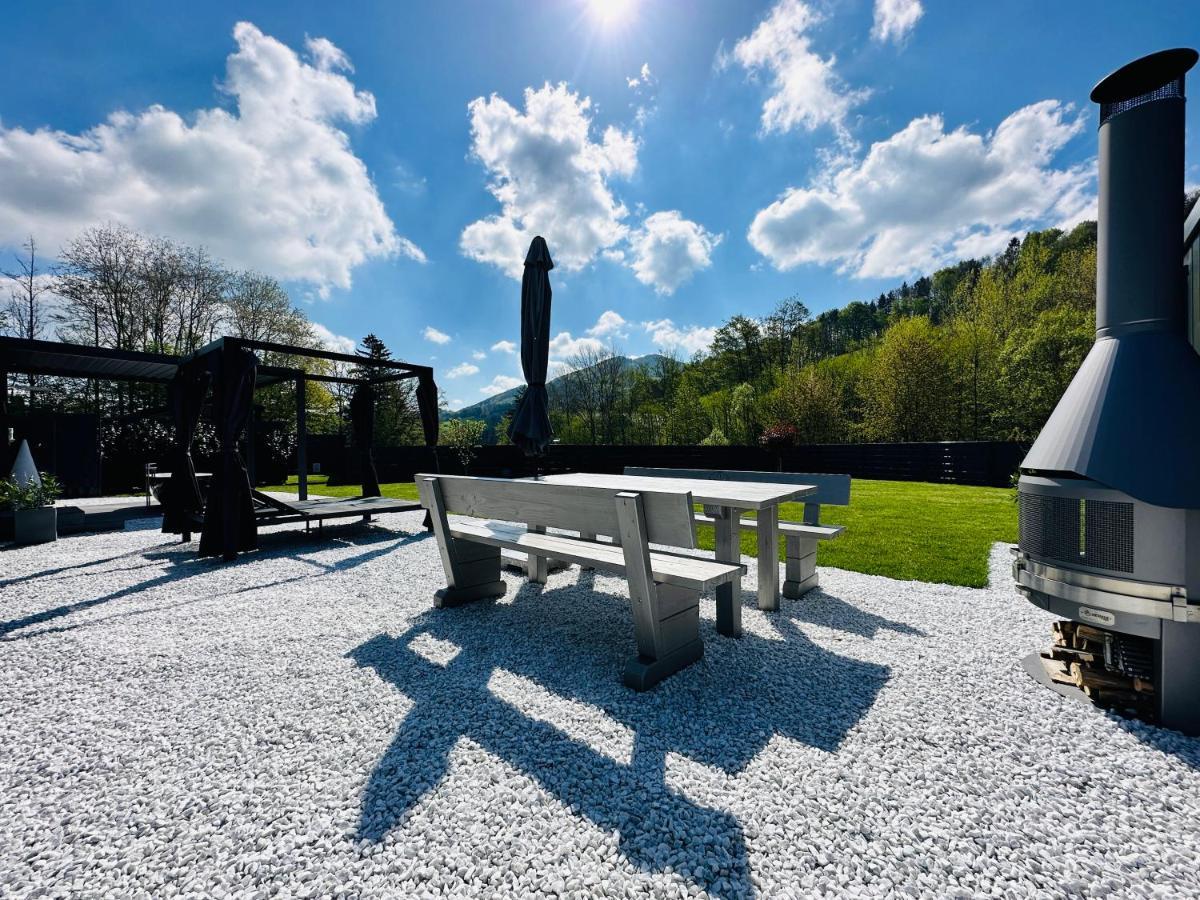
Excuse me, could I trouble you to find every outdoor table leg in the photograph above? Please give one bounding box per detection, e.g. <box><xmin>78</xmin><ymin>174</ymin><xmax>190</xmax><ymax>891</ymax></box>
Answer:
<box><xmin>757</xmin><ymin>505</ymin><xmax>780</xmax><ymax>611</ymax></box>
<box><xmin>712</xmin><ymin>505</ymin><xmax>742</xmax><ymax>638</ymax></box>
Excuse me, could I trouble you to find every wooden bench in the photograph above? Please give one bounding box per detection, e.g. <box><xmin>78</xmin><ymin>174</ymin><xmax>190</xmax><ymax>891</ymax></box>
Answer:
<box><xmin>624</xmin><ymin>468</ymin><xmax>851</xmax><ymax>599</ymax></box>
<box><xmin>416</xmin><ymin>474</ymin><xmax>744</xmax><ymax>690</ymax></box>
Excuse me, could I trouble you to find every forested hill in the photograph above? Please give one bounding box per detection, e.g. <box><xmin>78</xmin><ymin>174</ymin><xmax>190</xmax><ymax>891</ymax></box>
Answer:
<box><xmin>450</xmin><ymin>354</ymin><xmax>668</xmax><ymax>440</ymax></box>
<box><xmin>509</xmin><ymin>221</ymin><xmax>1100</xmax><ymax>447</ymax></box>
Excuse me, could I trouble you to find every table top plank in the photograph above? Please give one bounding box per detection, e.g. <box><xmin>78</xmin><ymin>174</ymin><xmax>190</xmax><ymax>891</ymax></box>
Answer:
<box><xmin>532</xmin><ymin>472</ymin><xmax>813</xmax><ymax>509</ymax></box>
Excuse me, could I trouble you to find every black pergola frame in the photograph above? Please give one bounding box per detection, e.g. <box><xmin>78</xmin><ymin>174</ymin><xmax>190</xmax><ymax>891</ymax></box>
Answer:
<box><xmin>187</xmin><ymin>336</ymin><xmax>437</xmax><ymax>503</ymax></box>
<box><xmin>1</xmin><ymin>335</ymin><xmax>440</xmax><ymax>559</ymax></box>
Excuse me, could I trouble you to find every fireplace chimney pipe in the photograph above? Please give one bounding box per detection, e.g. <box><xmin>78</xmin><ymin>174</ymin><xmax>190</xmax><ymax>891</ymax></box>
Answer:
<box><xmin>1092</xmin><ymin>49</ymin><xmax>1195</xmax><ymax>336</ymax></box>
<box><xmin>1020</xmin><ymin>47</ymin><xmax>1200</xmax><ymax>510</ymax></box>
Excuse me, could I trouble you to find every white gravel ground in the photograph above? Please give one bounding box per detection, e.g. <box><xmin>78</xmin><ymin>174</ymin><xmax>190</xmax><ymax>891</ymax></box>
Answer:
<box><xmin>2</xmin><ymin>511</ymin><xmax>1199</xmax><ymax>898</ymax></box>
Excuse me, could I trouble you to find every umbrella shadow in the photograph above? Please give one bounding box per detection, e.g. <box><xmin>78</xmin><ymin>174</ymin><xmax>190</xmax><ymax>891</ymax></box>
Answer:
<box><xmin>348</xmin><ymin>577</ymin><xmax>896</xmax><ymax>897</ymax></box>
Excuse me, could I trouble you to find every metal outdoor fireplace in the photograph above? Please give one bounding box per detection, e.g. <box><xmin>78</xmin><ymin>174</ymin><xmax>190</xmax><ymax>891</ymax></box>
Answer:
<box><xmin>1013</xmin><ymin>48</ymin><xmax>1200</xmax><ymax>733</ymax></box>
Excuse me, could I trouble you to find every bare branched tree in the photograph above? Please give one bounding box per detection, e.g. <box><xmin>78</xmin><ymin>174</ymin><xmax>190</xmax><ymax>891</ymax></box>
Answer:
<box><xmin>138</xmin><ymin>237</ymin><xmax>185</xmax><ymax>353</ymax></box>
<box><xmin>3</xmin><ymin>236</ymin><xmax>55</xmax><ymax>392</ymax></box>
<box><xmin>173</xmin><ymin>245</ymin><xmax>227</xmax><ymax>354</ymax></box>
<box><xmin>562</xmin><ymin>343</ymin><xmax>626</xmax><ymax>444</ymax></box>
<box><xmin>3</xmin><ymin>235</ymin><xmax>53</xmax><ymax>339</ymax></box>
<box><xmin>56</xmin><ymin>223</ymin><xmax>145</xmax><ymax>350</ymax></box>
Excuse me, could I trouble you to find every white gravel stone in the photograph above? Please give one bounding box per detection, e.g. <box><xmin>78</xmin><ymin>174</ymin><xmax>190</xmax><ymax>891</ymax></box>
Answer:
<box><xmin>2</xmin><ymin>513</ymin><xmax>1200</xmax><ymax>898</ymax></box>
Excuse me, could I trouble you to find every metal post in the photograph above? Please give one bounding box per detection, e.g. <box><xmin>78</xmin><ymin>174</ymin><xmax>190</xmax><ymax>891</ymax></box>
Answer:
<box><xmin>246</xmin><ymin>404</ymin><xmax>257</xmax><ymax>487</ymax></box>
<box><xmin>0</xmin><ymin>368</ymin><xmax>8</xmax><ymax>463</ymax></box>
<box><xmin>296</xmin><ymin>375</ymin><xmax>308</xmax><ymax>501</ymax></box>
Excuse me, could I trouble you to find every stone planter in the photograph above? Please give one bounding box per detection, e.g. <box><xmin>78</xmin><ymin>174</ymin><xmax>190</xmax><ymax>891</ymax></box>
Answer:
<box><xmin>13</xmin><ymin>506</ymin><xmax>57</xmax><ymax>545</ymax></box>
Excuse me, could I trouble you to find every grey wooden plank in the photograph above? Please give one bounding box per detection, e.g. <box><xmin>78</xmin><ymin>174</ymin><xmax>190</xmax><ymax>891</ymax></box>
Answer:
<box><xmin>694</xmin><ymin>514</ymin><xmax>843</xmax><ymax>540</ymax></box>
<box><xmin>528</xmin><ymin>523</ymin><xmax>549</xmax><ymax>584</ymax></box>
<box><xmin>539</xmin><ymin>472</ymin><xmax>812</xmax><ymax>509</ymax></box>
<box><xmin>756</xmin><ymin>507</ymin><xmax>780</xmax><ymax>611</ymax></box>
<box><xmin>656</xmin><ymin>602</ymin><xmax>702</xmax><ymax>656</ymax></box>
<box><xmin>419</xmin><ymin>476</ymin><xmax>460</xmax><ymax>586</ymax></box>
<box><xmin>625</xmin><ymin>467</ymin><xmax>850</xmax><ymax>506</ymax></box>
<box><xmin>259</xmin><ymin>494</ymin><xmax>422</xmax><ymax>519</ymax></box>
<box><xmin>712</xmin><ymin>505</ymin><xmax>741</xmax><ymax>638</ymax></box>
<box><xmin>616</xmin><ymin>492</ymin><xmax>663</xmax><ymax>660</ymax></box>
<box><xmin>422</xmin><ymin>473</ymin><xmax>696</xmax><ymax>548</ymax></box>
<box><xmin>447</xmin><ymin>520</ymin><xmax>741</xmax><ymax>591</ymax></box>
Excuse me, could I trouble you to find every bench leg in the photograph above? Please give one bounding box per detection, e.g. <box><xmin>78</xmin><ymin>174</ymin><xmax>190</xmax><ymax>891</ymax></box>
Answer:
<box><xmin>756</xmin><ymin>508</ymin><xmax>780</xmax><ymax>611</ymax></box>
<box><xmin>782</xmin><ymin>534</ymin><xmax>819</xmax><ymax>599</ymax></box>
<box><xmin>624</xmin><ymin>583</ymin><xmax>703</xmax><ymax>691</ymax></box>
<box><xmin>578</xmin><ymin>530</ymin><xmax>595</xmax><ymax>570</ymax></box>
<box><xmin>435</xmin><ymin>540</ymin><xmax>505</xmax><ymax>608</ymax></box>
<box><xmin>527</xmin><ymin>524</ymin><xmax>549</xmax><ymax>584</ymax></box>
<box><xmin>712</xmin><ymin>506</ymin><xmax>742</xmax><ymax>638</ymax></box>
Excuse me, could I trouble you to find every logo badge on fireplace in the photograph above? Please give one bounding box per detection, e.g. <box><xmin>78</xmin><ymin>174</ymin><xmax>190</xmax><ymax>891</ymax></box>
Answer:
<box><xmin>1078</xmin><ymin>606</ymin><xmax>1116</xmax><ymax>627</ymax></box>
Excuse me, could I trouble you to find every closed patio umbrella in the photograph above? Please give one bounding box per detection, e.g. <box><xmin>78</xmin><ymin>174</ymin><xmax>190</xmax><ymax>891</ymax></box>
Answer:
<box><xmin>507</xmin><ymin>236</ymin><xmax>554</xmax><ymax>458</ymax></box>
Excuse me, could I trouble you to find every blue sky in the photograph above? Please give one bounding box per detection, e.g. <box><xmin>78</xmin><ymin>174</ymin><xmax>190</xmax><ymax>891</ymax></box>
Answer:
<box><xmin>2</xmin><ymin>1</ymin><xmax>1198</xmax><ymax>408</ymax></box>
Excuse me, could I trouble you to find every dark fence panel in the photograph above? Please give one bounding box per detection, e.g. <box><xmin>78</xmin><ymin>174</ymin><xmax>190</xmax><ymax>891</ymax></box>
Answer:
<box><xmin>9</xmin><ymin>412</ymin><xmax>102</xmax><ymax>498</ymax></box>
<box><xmin>363</xmin><ymin>441</ymin><xmax>1026</xmax><ymax>488</ymax></box>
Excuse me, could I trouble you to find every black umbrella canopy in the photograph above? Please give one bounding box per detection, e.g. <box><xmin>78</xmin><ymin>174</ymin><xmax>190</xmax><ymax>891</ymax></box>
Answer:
<box><xmin>507</xmin><ymin>236</ymin><xmax>554</xmax><ymax>456</ymax></box>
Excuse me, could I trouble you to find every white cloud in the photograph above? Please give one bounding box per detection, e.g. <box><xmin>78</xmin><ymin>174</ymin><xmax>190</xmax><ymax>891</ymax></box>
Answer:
<box><xmin>628</xmin><ymin>211</ymin><xmax>721</xmax><ymax>295</ymax></box>
<box><xmin>748</xmin><ymin>100</ymin><xmax>1092</xmax><ymax>279</ymax></box>
<box><xmin>423</xmin><ymin>326</ymin><xmax>451</xmax><ymax>344</ymax></box>
<box><xmin>627</xmin><ymin>63</ymin><xmax>658</xmax><ymax>128</ymax></box>
<box><xmin>448</xmin><ymin>398</ymin><xmax>465</xmax><ymax>410</ymax></box>
<box><xmin>310</xmin><ymin>322</ymin><xmax>356</xmax><ymax>354</ymax></box>
<box><xmin>872</xmin><ymin>0</ymin><xmax>923</xmax><ymax>44</ymax></box>
<box><xmin>393</xmin><ymin>160</ymin><xmax>427</xmax><ymax>195</ymax></box>
<box><xmin>725</xmin><ymin>0</ymin><xmax>866</xmax><ymax>138</ymax></box>
<box><xmin>491</xmin><ymin>339</ymin><xmax>517</xmax><ymax>354</ymax></box>
<box><xmin>447</xmin><ymin>362</ymin><xmax>480</xmax><ymax>378</ymax></box>
<box><xmin>587</xmin><ymin>310</ymin><xmax>628</xmax><ymax>337</ymax></box>
<box><xmin>304</xmin><ymin>35</ymin><xmax>353</xmax><ymax>72</ymax></box>
<box><xmin>548</xmin><ymin>331</ymin><xmax>605</xmax><ymax>360</ymax></box>
<box><xmin>460</xmin><ymin>82</ymin><xmax>638</xmax><ymax>278</ymax></box>
<box><xmin>642</xmin><ymin>319</ymin><xmax>716</xmax><ymax>355</ymax></box>
<box><xmin>471</xmin><ymin>350</ymin><xmax>487</xmax><ymax>360</ymax></box>
<box><xmin>481</xmin><ymin>374</ymin><xmax>524</xmax><ymax>395</ymax></box>
<box><xmin>0</xmin><ymin>22</ymin><xmax>422</xmax><ymax>295</ymax></box>
<box><xmin>627</xmin><ymin>63</ymin><xmax>654</xmax><ymax>90</ymax></box>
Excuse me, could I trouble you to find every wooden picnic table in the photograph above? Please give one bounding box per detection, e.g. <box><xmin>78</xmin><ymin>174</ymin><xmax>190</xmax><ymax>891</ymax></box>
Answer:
<box><xmin>532</xmin><ymin>472</ymin><xmax>815</xmax><ymax>637</ymax></box>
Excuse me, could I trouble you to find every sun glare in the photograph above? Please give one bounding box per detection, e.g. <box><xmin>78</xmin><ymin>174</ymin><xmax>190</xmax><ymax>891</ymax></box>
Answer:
<box><xmin>587</xmin><ymin>0</ymin><xmax>637</xmax><ymax>29</ymax></box>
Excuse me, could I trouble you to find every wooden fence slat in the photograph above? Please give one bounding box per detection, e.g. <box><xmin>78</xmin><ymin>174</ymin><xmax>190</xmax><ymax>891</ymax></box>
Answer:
<box><xmin>356</xmin><ymin>441</ymin><xmax>1026</xmax><ymax>488</ymax></box>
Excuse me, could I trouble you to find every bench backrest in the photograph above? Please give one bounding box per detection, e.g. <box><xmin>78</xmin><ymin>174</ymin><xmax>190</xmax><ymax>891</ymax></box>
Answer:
<box><xmin>624</xmin><ymin>467</ymin><xmax>851</xmax><ymax>506</ymax></box>
<box><xmin>417</xmin><ymin>474</ymin><xmax>697</xmax><ymax>548</ymax></box>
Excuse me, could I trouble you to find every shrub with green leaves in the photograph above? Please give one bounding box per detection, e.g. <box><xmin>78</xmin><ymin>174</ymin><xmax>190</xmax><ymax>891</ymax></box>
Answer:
<box><xmin>439</xmin><ymin>418</ymin><xmax>487</xmax><ymax>474</ymax></box>
<box><xmin>0</xmin><ymin>473</ymin><xmax>62</xmax><ymax>511</ymax></box>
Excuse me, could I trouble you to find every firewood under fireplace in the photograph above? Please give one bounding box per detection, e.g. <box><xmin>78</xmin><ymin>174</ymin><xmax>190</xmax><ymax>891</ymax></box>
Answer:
<box><xmin>1039</xmin><ymin>621</ymin><xmax>1156</xmax><ymax>721</ymax></box>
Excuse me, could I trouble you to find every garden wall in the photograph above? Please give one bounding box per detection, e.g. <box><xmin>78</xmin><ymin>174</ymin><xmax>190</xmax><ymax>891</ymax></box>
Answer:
<box><xmin>361</xmin><ymin>441</ymin><xmax>1026</xmax><ymax>488</ymax></box>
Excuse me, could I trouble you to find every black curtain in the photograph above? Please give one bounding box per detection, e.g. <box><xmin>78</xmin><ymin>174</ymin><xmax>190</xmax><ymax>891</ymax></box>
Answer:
<box><xmin>416</xmin><ymin>374</ymin><xmax>440</xmax><ymax>450</ymax></box>
<box><xmin>350</xmin><ymin>383</ymin><xmax>380</xmax><ymax>498</ymax></box>
<box><xmin>162</xmin><ymin>363</ymin><xmax>211</xmax><ymax>535</ymax></box>
<box><xmin>199</xmin><ymin>344</ymin><xmax>258</xmax><ymax>560</ymax></box>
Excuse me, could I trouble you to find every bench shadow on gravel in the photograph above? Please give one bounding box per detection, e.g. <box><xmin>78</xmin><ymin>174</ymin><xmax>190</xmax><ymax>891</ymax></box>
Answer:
<box><xmin>785</xmin><ymin>587</ymin><xmax>927</xmax><ymax>639</ymax></box>
<box><xmin>1</xmin><ymin>523</ymin><xmax>431</xmax><ymax>641</ymax></box>
<box><xmin>349</xmin><ymin>576</ymin><xmax>894</xmax><ymax>899</ymax></box>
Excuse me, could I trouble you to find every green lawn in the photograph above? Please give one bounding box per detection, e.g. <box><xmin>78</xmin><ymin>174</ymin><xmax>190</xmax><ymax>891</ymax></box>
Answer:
<box><xmin>262</xmin><ymin>474</ymin><xmax>421</xmax><ymax>502</ymax></box>
<box><xmin>260</xmin><ymin>475</ymin><xmax>1016</xmax><ymax>588</ymax></box>
<box><xmin>694</xmin><ymin>479</ymin><xmax>1016</xmax><ymax>588</ymax></box>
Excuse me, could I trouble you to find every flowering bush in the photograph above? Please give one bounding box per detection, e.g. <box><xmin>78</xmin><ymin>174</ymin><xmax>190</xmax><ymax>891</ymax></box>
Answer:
<box><xmin>758</xmin><ymin>422</ymin><xmax>799</xmax><ymax>449</ymax></box>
